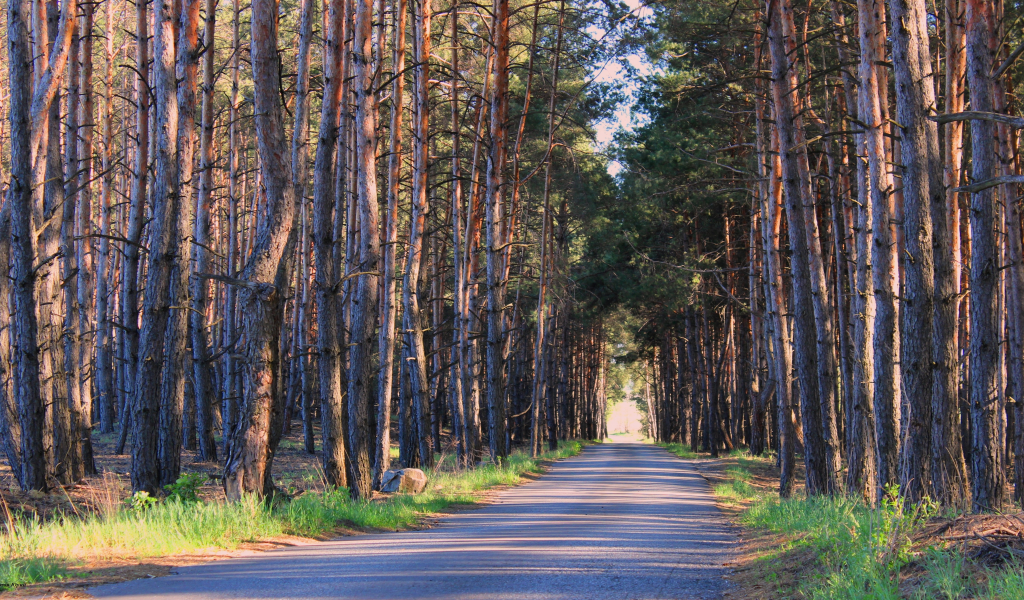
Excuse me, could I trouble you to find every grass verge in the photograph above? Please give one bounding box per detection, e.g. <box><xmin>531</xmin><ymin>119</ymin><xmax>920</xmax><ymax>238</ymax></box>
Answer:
<box><xmin>0</xmin><ymin>440</ymin><xmax>588</xmax><ymax>590</ymax></box>
<box><xmin>661</xmin><ymin>445</ymin><xmax>1024</xmax><ymax>600</ymax></box>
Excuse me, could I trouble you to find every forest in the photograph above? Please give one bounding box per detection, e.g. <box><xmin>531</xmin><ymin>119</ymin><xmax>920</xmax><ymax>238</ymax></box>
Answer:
<box><xmin>1</xmin><ymin>0</ymin><xmax>1023</xmax><ymax>543</ymax></box>
<box><xmin>0</xmin><ymin>0</ymin><xmax>622</xmax><ymax>502</ymax></box>
<box><xmin>621</xmin><ymin>0</ymin><xmax>1024</xmax><ymax>515</ymax></box>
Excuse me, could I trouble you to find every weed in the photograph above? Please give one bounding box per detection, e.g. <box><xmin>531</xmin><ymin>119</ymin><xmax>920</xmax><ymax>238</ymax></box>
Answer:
<box><xmin>164</xmin><ymin>473</ymin><xmax>207</xmax><ymax>503</ymax></box>
<box><xmin>123</xmin><ymin>491</ymin><xmax>158</xmax><ymax>513</ymax></box>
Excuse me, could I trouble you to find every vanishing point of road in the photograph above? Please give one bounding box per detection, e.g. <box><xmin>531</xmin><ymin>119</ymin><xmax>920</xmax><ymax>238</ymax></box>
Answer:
<box><xmin>90</xmin><ymin>442</ymin><xmax>737</xmax><ymax>600</ymax></box>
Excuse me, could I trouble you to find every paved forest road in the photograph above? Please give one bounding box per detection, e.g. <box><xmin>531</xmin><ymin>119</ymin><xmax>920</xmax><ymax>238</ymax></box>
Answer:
<box><xmin>90</xmin><ymin>442</ymin><xmax>736</xmax><ymax>600</ymax></box>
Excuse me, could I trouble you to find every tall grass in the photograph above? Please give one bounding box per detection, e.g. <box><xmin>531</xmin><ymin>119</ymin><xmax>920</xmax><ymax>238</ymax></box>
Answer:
<box><xmin>708</xmin><ymin>455</ymin><xmax>1020</xmax><ymax>600</ymax></box>
<box><xmin>0</xmin><ymin>440</ymin><xmax>587</xmax><ymax>590</ymax></box>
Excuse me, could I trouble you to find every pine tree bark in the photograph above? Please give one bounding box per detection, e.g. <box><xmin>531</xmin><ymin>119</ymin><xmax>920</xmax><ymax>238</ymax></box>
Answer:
<box><xmin>765</xmin><ymin>0</ymin><xmax>830</xmax><ymax>495</ymax></box>
<box><xmin>889</xmin><ymin>0</ymin><xmax>941</xmax><ymax>503</ymax></box>
<box><xmin>403</xmin><ymin>0</ymin><xmax>433</xmax><ymax>469</ymax></box>
<box><xmin>313</xmin><ymin>0</ymin><xmax>348</xmax><ymax>488</ymax></box>
<box><xmin>158</xmin><ymin>0</ymin><xmax>203</xmax><ymax>487</ymax></box>
<box><xmin>132</xmin><ymin>0</ymin><xmax>181</xmax><ymax>494</ymax></box>
<box><xmin>965</xmin><ymin>0</ymin><xmax>1004</xmax><ymax>512</ymax></box>
<box><xmin>484</xmin><ymin>0</ymin><xmax>510</xmax><ymax>463</ymax></box>
<box><xmin>929</xmin><ymin>0</ymin><xmax>969</xmax><ymax>508</ymax></box>
<box><xmin>373</xmin><ymin>0</ymin><xmax>406</xmax><ymax>488</ymax></box>
<box><xmin>346</xmin><ymin>0</ymin><xmax>382</xmax><ymax>499</ymax></box>
<box><xmin>190</xmin><ymin>0</ymin><xmax>219</xmax><ymax>462</ymax></box>
<box><xmin>223</xmin><ymin>0</ymin><xmax>297</xmax><ymax>500</ymax></box>
<box><xmin>117</xmin><ymin>0</ymin><xmax>149</xmax><ymax>457</ymax></box>
<box><xmin>6</xmin><ymin>0</ymin><xmax>48</xmax><ymax>491</ymax></box>
<box><xmin>95</xmin><ymin>0</ymin><xmax>117</xmax><ymax>435</ymax></box>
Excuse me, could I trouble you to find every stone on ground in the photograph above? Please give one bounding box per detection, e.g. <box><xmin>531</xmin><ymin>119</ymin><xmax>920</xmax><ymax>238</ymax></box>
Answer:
<box><xmin>380</xmin><ymin>468</ymin><xmax>427</xmax><ymax>494</ymax></box>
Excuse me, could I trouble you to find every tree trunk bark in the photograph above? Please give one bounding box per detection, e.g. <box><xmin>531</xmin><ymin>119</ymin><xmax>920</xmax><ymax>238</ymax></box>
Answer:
<box><xmin>484</xmin><ymin>0</ymin><xmax>510</xmax><ymax>463</ymax></box>
<box><xmin>312</xmin><ymin>0</ymin><xmax>348</xmax><ymax>489</ymax></box>
<box><xmin>765</xmin><ymin>0</ymin><xmax>830</xmax><ymax>495</ymax></box>
<box><xmin>374</xmin><ymin>0</ymin><xmax>406</xmax><ymax>488</ymax></box>
<box><xmin>190</xmin><ymin>0</ymin><xmax>219</xmax><ymax>462</ymax></box>
<box><xmin>346</xmin><ymin>0</ymin><xmax>381</xmax><ymax>499</ymax></box>
<box><xmin>223</xmin><ymin>0</ymin><xmax>297</xmax><ymax>500</ymax></box>
<box><xmin>965</xmin><ymin>0</ymin><xmax>1004</xmax><ymax>512</ymax></box>
<box><xmin>403</xmin><ymin>0</ymin><xmax>433</xmax><ymax>470</ymax></box>
<box><xmin>131</xmin><ymin>0</ymin><xmax>180</xmax><ymax>494</ymax></box>
<box><xmin>889</xmin><ymin>0</ymin><xmax>941</xmax><ymax>503</ymax></box>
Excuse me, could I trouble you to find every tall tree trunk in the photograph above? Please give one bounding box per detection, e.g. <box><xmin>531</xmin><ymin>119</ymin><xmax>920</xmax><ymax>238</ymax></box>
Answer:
<box><xmin>313</xmin><ymin>0</ymin><xmax>348</xmax><ymax>489</ymax></box>
<box><xmin>117</xmin><ymin>0</ymin><xmax>149</xmax><ymax>457</ymax></box>
<box><xmin>191</xmin><ymin>0</ymin><xmax>219</xmax><ymax>462</ymax></box>
<box><xmin>890</xmin><ymin>0</ymin><xmax>940</xmax><ymax>503</ymax></box>
<box><xmin>930</xmin><ymin>0</ymin><xmax>969</xmax><ymax>508</ymax></box>
<box><xmin>965</xmin><ymin>0</ymin><xmax>1004</xmax><ymax>513</ymax></box>
<box><xmin>855</xmin><ymin>0</ymin><xmax>900</xmax><ymax>497</ymax></box>
<box><xmin>403</xmin><ymin>0</ymin><xmax>433</xmax><ymax>469</ymax></box>
<box><xmin>159</xmin><ymin>0</ymin><xmax>202</xmax><ymax>487</ymax></box>
<box><xmin>222</xmin><ymin>0</ymin><xmax>241</xmax><ymax>459</ymax></box>
<box><xmin>75</xmin><ymin>0</ymin><xmax>97</xmax><ymax>474</ymax></box>
<box><xmin>95</xmin><ymin>0</ymin><xmax>117</xmax><ymax>435</ymax></box>
<box><xmin>132</xmin><ymin>0</ymin><xmax>181</xmax><ymax>493</ymax></box>
<box><xmin>374</xmin><ymin>0</ymin><xmax>406</xmax><ymax>488</ymax></box>
<box><xmin>484</xmin><ymin>0</ymin><xmax>510</xmax><ymax>463</ymax></box>
<box><xmin>447</xmin><ymin>0</ymin><xmax>468</xmax><ymax>466</ymax></box>
<box><xmin>765</xmin><ymin>0</ymin><xmax>829</xmax><ymax>495</ymax></box>
<box><xmin>223</xmin><ymin>0</ymin><xmax>297</xmax><ymax>500</ymax></box>
<box><xmin>346</xmin><ymin>0</ymin><xmax>381</xmax><ymax>499</ymax></box>
<box><xmin>7</xmin><ymin>0</ymin><xmax>48</xmax><ymax>491</ymax></box>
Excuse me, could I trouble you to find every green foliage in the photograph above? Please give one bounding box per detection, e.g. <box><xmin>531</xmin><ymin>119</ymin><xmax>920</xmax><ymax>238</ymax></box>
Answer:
<box><xmin>0</xmin><ymin>558</ymin><xmax>67</xmax><ymax>590</ymax></box>
<box><xmin>164</xmin><ymin>473</ymin><xmax>208</xmax><ymax>503</ymax></box>
<box><xmin>123</xmin><ymin>491</ymin><xmax>158</xmax><ymax>512</ymax></box>
<box><xmin>870</xmin><ymin>485</ymin><xmax>938</xmax><ymax>569</ymax></box>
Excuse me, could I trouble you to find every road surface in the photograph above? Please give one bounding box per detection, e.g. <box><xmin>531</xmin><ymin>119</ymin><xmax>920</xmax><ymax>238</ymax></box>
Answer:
<box><xmin>90</xmin><ymin>442</ymin><xmax>735</xmax><ymax>599</ymax></box>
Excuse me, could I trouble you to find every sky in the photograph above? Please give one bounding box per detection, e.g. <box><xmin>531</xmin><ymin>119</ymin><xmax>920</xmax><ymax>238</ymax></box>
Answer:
<box><xmin>587</xmin><ymin>0</ymin><xmax>657</xmax><ymax>178</ymax></box>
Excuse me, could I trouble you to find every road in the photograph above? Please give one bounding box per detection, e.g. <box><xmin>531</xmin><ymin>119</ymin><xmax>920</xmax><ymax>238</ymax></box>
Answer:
<box><xmin>90</xmin><ymin>442</ymin><xmax>736</xmax><ymax>599</ymax></box>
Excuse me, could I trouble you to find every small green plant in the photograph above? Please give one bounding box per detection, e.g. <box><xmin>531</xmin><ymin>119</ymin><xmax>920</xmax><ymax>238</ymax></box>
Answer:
<box><xmin>868</xmin><ymin>484</ymin><xmax>938</xmax><ymax>568</ymax></box>
<box><xmin>123</xmin><ymin>491</ymin><xmax>158</xmax><ymax>512</ymax></box>
<box><xmin>164</xmin><ymin>473</ymin><xmax>207</xmax><ymax>503</ymax></box>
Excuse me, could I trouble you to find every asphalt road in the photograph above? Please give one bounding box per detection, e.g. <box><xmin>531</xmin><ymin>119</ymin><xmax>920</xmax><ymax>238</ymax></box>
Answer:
<box><xmin>90</xmin><ymin>441</ymin><xmax>736</xmax><ymax>599</ymax></box>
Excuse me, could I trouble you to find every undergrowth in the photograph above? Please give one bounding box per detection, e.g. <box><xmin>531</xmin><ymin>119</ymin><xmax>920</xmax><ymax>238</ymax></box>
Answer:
<box><xmin>0</xmin><ymin>440</ymin><xmax>587</xmax><ymax>590</ymax></box>
<box><xmin>703</xmin><ymin>451</ymin><xmax>1023</xmax><ymax>600</ymax></box>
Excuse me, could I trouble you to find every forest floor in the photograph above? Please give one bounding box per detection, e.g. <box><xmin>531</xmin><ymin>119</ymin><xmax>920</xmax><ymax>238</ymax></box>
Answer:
<box><xmin>666</xmin><ymin>444</ymin><xmax>1024</xmax><ymax>600</ymax></box>
<box><xmin>0</xmin><ymin>427</ymin><xmax>586</xmax><ymax>598</ymax></box>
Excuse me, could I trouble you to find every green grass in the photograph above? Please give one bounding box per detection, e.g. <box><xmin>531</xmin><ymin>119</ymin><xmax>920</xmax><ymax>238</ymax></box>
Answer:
<box><xmin>701</xmin><ymin>455</ymin><xmax>1023</xmax><ymax>600</ymax></box>
<box><xmin>986</xmin><ymin>559</ymin><xmax>1024</xmax><ymax>600</ymax></box>
<box><xmin>0</xmin><ymin>557</ymin><xmax>67</xmax><ymax>590</ymax></box>
<box><xmin>0</xmin><ymin>440</ymin><xmax>588</xmax><ymax>590</ymax></box>
<box><xmin>658</xmin><ymin>442</ymin><xmax>699</xmax><ymax>459</ymax></box>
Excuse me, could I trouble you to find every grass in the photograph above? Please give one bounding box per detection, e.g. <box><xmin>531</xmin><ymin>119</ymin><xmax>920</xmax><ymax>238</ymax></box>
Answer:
<box><xmin>0</xmin><ymin>440</ymin><xmax>588</xmax><ymax>590</ymax></box>
<box><xmin>0</xmin><ymin>557</ymin><xmax>67</xmax><ymax>589</ymax></box>
<box><xmin>694</xmin><ymin>450</ymin><xmax>1024</xmax><ymax>600</ymax></box>
<box><xmin>659</xmin><ymin>442</ymin><xmax>699</xmax><ymax>460</ymax></box>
